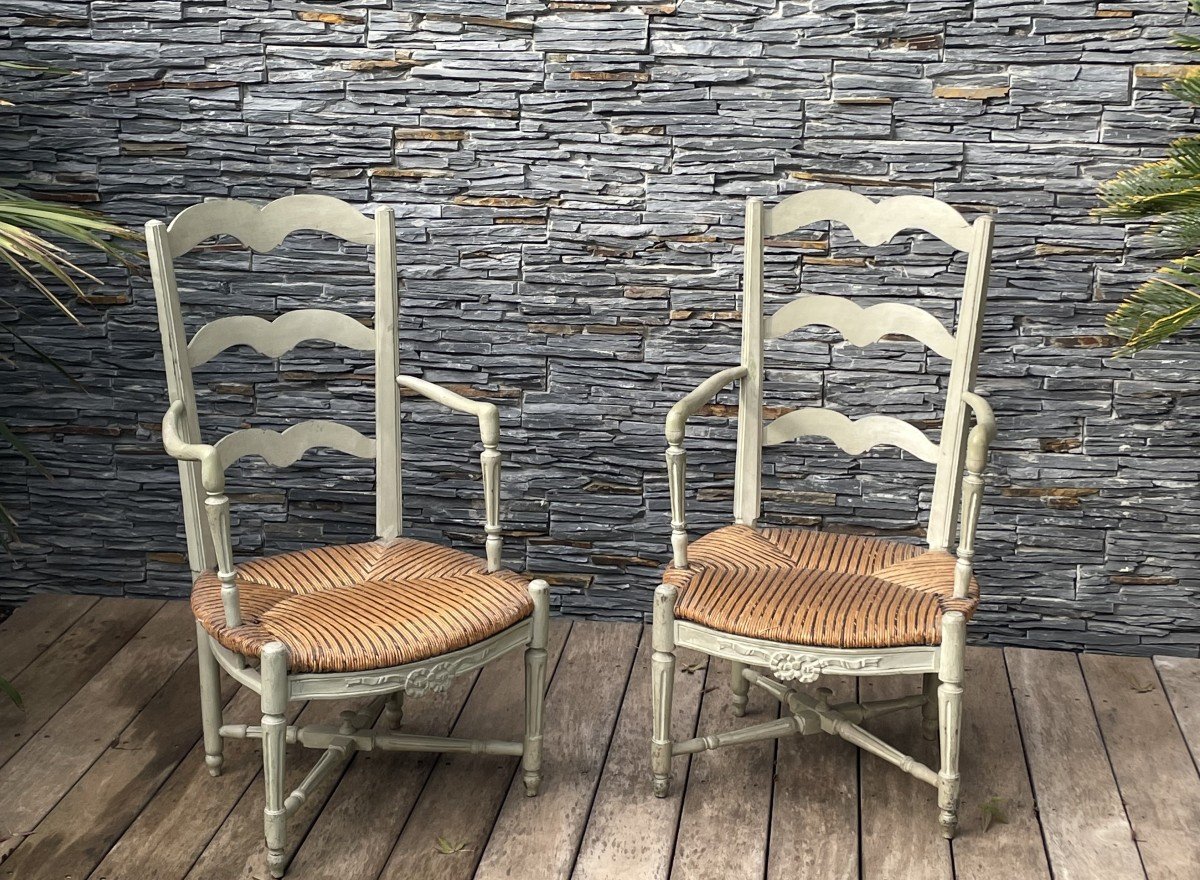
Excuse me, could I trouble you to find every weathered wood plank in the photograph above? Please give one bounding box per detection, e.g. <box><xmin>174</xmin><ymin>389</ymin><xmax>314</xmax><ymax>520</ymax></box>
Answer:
<box><xmin>1083</xmin><ymin>652</ymin><xmax>1200</xmax><ymax>880</ymax></box>
<box><xmin>859</xmin><ymin>674</ymin><xmax>951</xmax><ymax>880</ymax></box>
<box><xmin>310</xmin><ymin>621</ymin><xmax>569</xmax><ymax>880</ymax></box>
<box><xmin>0</xmin><ymin>597</ymin><xmax>161</xmax><ymax>771</ymax></box>
<box><xmin>951</xmin><ymin>647</ymin><xmax>1050</xmax><ymax>880</ymax></box>
<box><xmin>671</xmin><ymin>658</ymin><xmax>778</xmax><ymax>880</ymax></box>
<box><xmin>0</xmin><ymin>594</ymin><xmax>98</xmax><ymax>679</ymax></box>
<box><xmin>0</xmin><ymin>600</ymin><xmax>192</xmax><ymax>860</ymax></box>
<box><xmin>1154</xmin><ymin>655</ymin><xmax>1200</xmax><ymax>769</ymax></box>
<box><xmin>91</xmin><ymin>685</ymin><xmax>304</xmax><ymax>880</ymax></box>
<box><xmin>472</xmin><ymin>621</ymin><xmax>641</xmax><ymax>880</ymax></box>
<box><xmin>767</xmin><ymin>676</ymin><xmax>858</xmax><ymax>880</ymax></box>
<box><xmin>0</xmin><ymin>650</ymin><xmax>239</xmax><ymax>879</ymax></box>
<box><xmin>1007</xmin><ymin>647</ymin><xmax>1145</xmax><ymax>880</ymax></box>
<box><xmin>559</xmin><ymin>630</ymin><xmax>704</xmax><ymax>880</ymax></box>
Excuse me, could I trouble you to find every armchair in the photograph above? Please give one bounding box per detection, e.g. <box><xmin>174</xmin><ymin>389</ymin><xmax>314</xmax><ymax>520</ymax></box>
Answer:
<box><xmin>149</xmin><ymin>195</ymin><xmax>549</xmax><ymax>877</ymax></box>
<box><xmin>650</xmin><ymin>190</ymin><xmax>997</xmax><ymax>840</ymax></box>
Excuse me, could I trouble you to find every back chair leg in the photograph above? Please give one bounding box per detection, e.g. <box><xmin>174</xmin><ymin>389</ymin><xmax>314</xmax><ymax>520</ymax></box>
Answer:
<box><xmin>383</xmin><ymin>691</ymin><xmax>404</xmax><ymax>730</ymax></box>
<box><xmin>731</xmin><ymin>661</ymin><xmax>749</xmax><ymax>717</ymax></box>
<box><xmin>937</xmin><ymin>612</ymin><xmax>966</xmax><ymax>839</ymax></box>
<box><xmin>522</xmin><ymin>580</ymin><xmax>550</xmax><ymax>797</ymax></box>
<box><xmin>195</xmin><ymin>621</ymin><xmax>225</xmax><ymax>777</ymax></box>
<box><xmin>651</xmin><ymin>583</ymin><xmax>677</xmax><ymax>798</ymax></box>
<box><xmin>260</xmin><ymin>642</ymin><xmax>290</xmax><ymax>878</ymax></box>
<box><xmin>921</xmin><ymin>672</ymin><xmax>938</xmax><ymax>741</ymax></box>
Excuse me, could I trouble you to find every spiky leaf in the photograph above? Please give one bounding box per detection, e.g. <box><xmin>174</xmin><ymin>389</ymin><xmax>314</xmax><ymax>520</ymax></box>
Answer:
<box><xmin>1107</xmin><ymin>256</ymin><xmax>1200</xmax><ymax>354</ymax></box>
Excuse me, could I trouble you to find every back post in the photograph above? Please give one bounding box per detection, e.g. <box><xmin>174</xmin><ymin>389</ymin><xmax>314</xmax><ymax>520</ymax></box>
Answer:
<box><xmin>373</xmin><ymin>207</ymin><xmax>402</xmax><ymax>540</ymax></box>
<box><xmin>927</xmin><ymin>215</ymin><xmax>995</xmax><ymax>552</ymax></box>
<box><xmin>146</xmin><ymin>219</ymin><xmax>215</xmax><ymax>574</ymax></box>
<box><xmin>734</xmin><ymin>197</ymin><xmax>765</xmax><ymax>527</ymax></box>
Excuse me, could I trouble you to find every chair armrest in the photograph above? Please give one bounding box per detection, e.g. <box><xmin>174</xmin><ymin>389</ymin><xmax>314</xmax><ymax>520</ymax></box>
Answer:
<box><xmin>665</xmin><ymin>366</ymin><xmax>749</xmax><ymax>445</ymax></box>
<box><xmin>395</xmin><ymin>375</ymin><xmax>504</xmax><ymax>571</ymax></box>
<box><xmin>162</xmin><ymin>400</ymin><xmax>242</xmax><ymax>626</ymax></box>
<box><xmin>663</xmin><ymin>365</ymin><xmax>749</xmax><ymax>569</ymax></box>
<box><xmin>961</xmin><ymin>391</ymin><xmax>996</xmax><ymax>473</ymax></box>
<box><xmin>396</xmin><ymin>375</ymin><xmax>499</xmax><ymax>446</ymax></box>
<box><xmin>162</xmin><ymin>401</ymin><xmax>224</xmax><ymax>492</ymax></box>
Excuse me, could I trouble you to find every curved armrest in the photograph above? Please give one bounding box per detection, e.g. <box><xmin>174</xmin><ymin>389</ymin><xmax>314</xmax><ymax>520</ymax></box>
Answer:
<box><xmin>162</xmin><ymin>401</ymin><xmax>224</xmax><ymax>492</ymax></box>
<box><xmin>665</xmin><ymin>366</ymin><xmax>749</xmax><ymax>445</ymax></box>
<box><xmin>961</xmin><ymin>391</ymin><xmax>996</xmax><ymax>472</ymax></box>
<box><xmin>396</xmin><ymin>375</ymin><xmax>499</xmax><ymax>446</ymax></box>
<box><xmin>396</xmin><ymin>374</ymin><xmax>504</xmax><ymax>571</ymax></box>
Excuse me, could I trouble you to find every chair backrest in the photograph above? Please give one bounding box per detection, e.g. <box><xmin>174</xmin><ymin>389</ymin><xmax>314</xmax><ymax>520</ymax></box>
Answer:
<box><xmin>146</xmin><ymin>194</ymin><xmax>400</xmax><ymax>574</ymax></box>
<box><xmin>733</xmin><ymin>190</ymin><xmax>995</xmax><ymax>553</ymax></box>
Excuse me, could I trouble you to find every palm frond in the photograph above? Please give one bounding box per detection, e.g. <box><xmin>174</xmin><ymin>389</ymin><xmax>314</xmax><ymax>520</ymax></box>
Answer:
<box><xmin>1166</xmin><ymin>75</ymin><xmax>1200</xmax><ymax>106</ymax></box>
<box><xmin>0</xmin><ymin>190</ymin><xmax>141</xmax><ymax>320</ymax></box>
<box><xmin>1107</xmin><ymin>256</ymin><xmax>1200</xmax><ymax>354</ymax></box>
<box><xmin>1094</xmin><ymin>158</ymin><xmax>1200</xmax><ymax>219</ymax></box>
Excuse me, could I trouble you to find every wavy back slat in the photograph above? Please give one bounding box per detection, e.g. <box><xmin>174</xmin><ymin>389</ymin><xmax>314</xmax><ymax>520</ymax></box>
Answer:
<box><xmin>214</xmin><ymin>421</ymin><xmax>377</xmax><ymax>471</ymax></box>
<box><xmin>762</xmin><ymin>408</ymin><xmax>940</xmax><ymax>464</ymax></box>
<box><xmin>763</xmin><ymin>295</ymin><xmax>957</xmax><ymax>358</ymax></box>
<box><xmin>163</xmin><ymin>194</ymin><xmax>375</xmax><ymax>257</ymax></box>
<box><xmin>187</xmin><ymin>310</ymin><xmax>375</xmax><ymax>367</ymax></box>
<box><xmin>763</xmin><ymin>190</ymin><xmax>976</xmax><ymax>252</ymax></box>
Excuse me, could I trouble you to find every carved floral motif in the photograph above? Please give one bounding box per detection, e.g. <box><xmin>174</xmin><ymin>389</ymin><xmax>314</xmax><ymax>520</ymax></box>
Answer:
<box><xmin>768</xmin><ymin>652</ymin><xmax>882</xmax><ymax>683</ymax></box>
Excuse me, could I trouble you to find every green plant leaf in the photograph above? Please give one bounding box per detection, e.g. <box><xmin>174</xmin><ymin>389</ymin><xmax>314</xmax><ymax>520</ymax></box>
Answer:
<box><xmin>1107</xmin><ymin>256</ymin><xmax>1200</xmax><ymax>354</ymax></box>
<box><xmin>980</xmin><ymin>796</ymin><xmax>1009</xmax><ymax>832</ymax></box>
<box><xmin>0</xmin><ymin>323</ymin><xmax>85</xmax><ymax>391</ymax></box>
<box><xmin>435</xmin><ymin>836</ymin><xmax>470</xmax><ymax>854</ymax></box>
<box><xmin>0</xmin><ymin>676</ymin><xmax>23</xmax><ymax>710</ymax></box>
<box><xmin>0</xmin><ymin>419</ymin><xmax>48</xmax><ymax>476</ymax></box>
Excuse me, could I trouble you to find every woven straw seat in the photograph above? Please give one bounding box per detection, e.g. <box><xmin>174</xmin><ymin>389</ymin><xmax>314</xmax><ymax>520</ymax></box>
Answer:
<box><xmin>662</xmin><ymin>525</ymin><xmax>978</xmax><ymax>649</ymax></box>
<box><xmin>192</xmin><ymin>538</ymin><xmax>534</xmax><ymax>674</ymax></box>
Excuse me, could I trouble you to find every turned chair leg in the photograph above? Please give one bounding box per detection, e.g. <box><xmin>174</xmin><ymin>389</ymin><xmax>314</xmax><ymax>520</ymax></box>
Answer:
<box><xmin>195</xmin><ymin>620</ymin><xmax>225</xmax><ymax>777</ymax></box>
<box><xmin>651</xmin><ymin>583</ymin><xmax>677</xmax><ymax>798</ymax></box>
<box><xmin>731</xmin><ymin>661</ymin><xmax>749</xmax><ymax>717</ymax></box>
<box><xmin>937</xmin><ymin>612</ymin><xmax>966</xmax><ymax>839</ymax></box>
<box><xmin>383</xmin><ymin>691</ymin><xmax>404</xmax><ymax>730</ymax></box>
<box><xmin>523</xmin><ymin>580</ymin><xmax>550</xmax><ymax>797</ymax></box>
<box><xmin>260</xmin><ymin>642</ymin><xmax>289</xmax><ymax>878</ymax></box>
<box><xmin>921</xmin><ymin>672</ymin><xmax>938</xmax><ymax>742</ymax></box>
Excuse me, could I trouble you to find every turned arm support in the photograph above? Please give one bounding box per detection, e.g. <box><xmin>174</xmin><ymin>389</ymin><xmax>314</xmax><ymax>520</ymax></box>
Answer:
<box><xmin>953</xmin><ymin>391</ymin><xmax>996</xmax><ymax>600</ymax></box>
<box><xmin>162</xmin><ymin>400</ymin><xmax>241</xmax><ymax>627</ymax></box>
<box><xmin>395</xmin><ymin>375</ymin><xmax>503</xmax><ymax>571</ymax></box>
<box><xmin>664</xmin><ymin>366</ymin><xmax>749</xmax><ymax>569</ymax></box>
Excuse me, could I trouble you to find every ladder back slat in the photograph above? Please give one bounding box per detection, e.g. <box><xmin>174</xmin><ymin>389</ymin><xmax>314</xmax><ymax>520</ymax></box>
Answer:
<box><xmin>763</xmin><ymin>191</ymin><xmax>976</xmax><ymax>252</ymax></box>
<box><xmin>214</xmin><ymin>420</ymin><xmax>377</xmax><ymax>471</ymax></box>
<box><xmin>163</xmin><ymin>194</ymin><xmax>375</xmax><ymax>257</ymax></box>
<box><xmin>187</xmin><ymin>309</ymin><xmax>375</xmax><ymax>367</ymax></box>
<box><xmin>764</xmin><ymin>295</ymin><xmax>957</xmax><ymax>358</ymax></box>
<box><xmin>762</xmin><ymin>407</ymin><xmax>940</xmax><ymax>464</ymax></box>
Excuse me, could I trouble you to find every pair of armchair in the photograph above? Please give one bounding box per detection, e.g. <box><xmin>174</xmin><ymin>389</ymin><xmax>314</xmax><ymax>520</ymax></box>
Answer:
<box><xmin>148</xmin><ymin>190</ymin><xmax>995</xmax><ymax>876</ymax></box>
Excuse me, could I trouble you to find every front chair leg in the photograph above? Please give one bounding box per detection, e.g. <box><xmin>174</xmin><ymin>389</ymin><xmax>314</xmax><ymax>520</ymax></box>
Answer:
<box><xmin>731</xmin><ymin>661</ymin><xmax>749</xmax><ymax>717</ymax></box>
<box><xmin>195</xmin><ymin>620</ymin><xmax>225</xmax><ymax>776</ymax></box>
<box><xmin>260</xmin><ymin>642</ymin><xmax>290</xmax><ymax>878</ymax></box>
<box><xmin>522</xmin><ymin>580</ymin><xmax>550</xmax><ymax>797</ymax></box>
<box><xmin>651</xmin><ymin>582</ymin><xmax>677</xmax><ymax>798</ymax></box>
<box><xmin>937</xmin><ymin>612</ymin><xmax>966</xmax><ymax>839</ymax></box>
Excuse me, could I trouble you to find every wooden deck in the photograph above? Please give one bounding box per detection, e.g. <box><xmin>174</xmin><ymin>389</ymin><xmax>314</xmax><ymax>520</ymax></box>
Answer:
<box><xmin>1</xmin><ymin>596</ymin><xmax>1199</xmax><ymax>880</ymax></box>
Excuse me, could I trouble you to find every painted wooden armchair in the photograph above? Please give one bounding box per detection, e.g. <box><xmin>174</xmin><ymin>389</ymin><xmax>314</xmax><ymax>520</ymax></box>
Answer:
<box><xmin>651</xmin><ymin>190</ymin><xmax>996</xmax><ymax>839</ymax></box>
<box><xmin>147</xmin><ymin>194</ymin><xmax>549</xmax><ymax>878</ymax></box>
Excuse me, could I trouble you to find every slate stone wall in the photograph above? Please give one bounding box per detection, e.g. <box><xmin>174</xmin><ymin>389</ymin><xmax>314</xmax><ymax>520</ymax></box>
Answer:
<box><xmin>2</xmin><ymin>0</ymin><xmax>1199</xmax><ymax>655</ymax></box>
